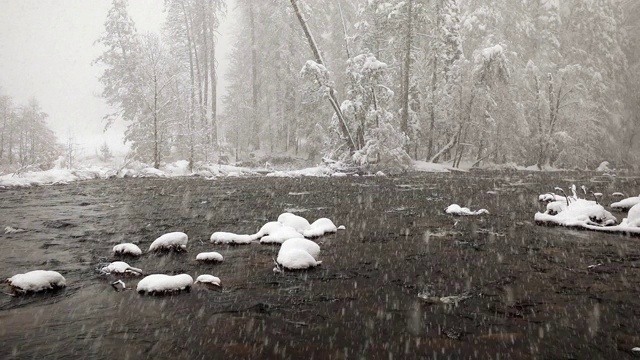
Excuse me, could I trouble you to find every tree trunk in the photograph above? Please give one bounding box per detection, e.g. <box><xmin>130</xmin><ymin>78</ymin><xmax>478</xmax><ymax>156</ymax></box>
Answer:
<box><xmin>209</xmin><ymin>0</ymin><xmax>218</xmax><ymax>154</ymax></box>
<box><xmin>401</xmin><ymin>0</ymin><xmax>413</xmax><ymax>153</ymax></box>
<box><xmin>249</xmin><ymin>0</ymin><xmax>260</xmax><ymax>151</ymax></box>
<box><xmin>290</xmin><ymin>0</ymin><xmax>357</xmax><ymax>153</ymax></box>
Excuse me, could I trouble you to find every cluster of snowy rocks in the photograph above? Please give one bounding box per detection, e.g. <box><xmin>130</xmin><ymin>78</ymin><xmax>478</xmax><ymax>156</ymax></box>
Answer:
<box><xmin>535</xmin><ymin>185</ymin><xmax>640</xmax><ymax>234</ymax></box>
<box><xmin>5</xmin><ymin>212</ymin><xmax>342</xmax><ymax>296</ymax></box>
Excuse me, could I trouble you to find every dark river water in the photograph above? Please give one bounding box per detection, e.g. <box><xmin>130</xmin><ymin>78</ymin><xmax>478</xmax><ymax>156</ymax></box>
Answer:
<box><xmin>1</xmin><ymin>172</ymin><xmax>640</xmax><ymax>359</ymax></box>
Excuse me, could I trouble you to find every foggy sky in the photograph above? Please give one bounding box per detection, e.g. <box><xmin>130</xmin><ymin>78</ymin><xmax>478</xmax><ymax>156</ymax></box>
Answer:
<box><xmin>0</xmin><ymin>0</ymin><xmax>233</xmax><ymax>156</ymax></box>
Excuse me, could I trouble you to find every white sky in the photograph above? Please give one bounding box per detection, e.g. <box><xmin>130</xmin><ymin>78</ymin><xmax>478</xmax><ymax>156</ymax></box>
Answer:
<box><xmin>0</xmin><ymin>0</ymin><xmax>234</xmax><ymax>155</ymax></box>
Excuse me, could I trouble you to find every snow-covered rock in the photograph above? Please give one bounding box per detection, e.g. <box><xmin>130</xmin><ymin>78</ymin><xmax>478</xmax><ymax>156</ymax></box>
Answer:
<box><xmin>445</xmin><ymin>204</ymin><xmax>489</xmax><ymax>216</ymax></box>
<box><xmin>210</xmin><ymin>232</ymin><xmax>253</xmax><ymax>245</ymax></box>
<box><xmin>136</xmin><ymin>274</ymin><xmax>193</xmax><ymax>294</ymax></box>
<box><xmin>7</xmin><ymin>270</ymin><xmax>66</xmax><ymax>293</ymax></box>
<box><xmin>621</xmin><ymin>203</ymin><xmax>640</xmax><ymax>227</ymax></box>
<box><xmin>149</xmin><ymin>232</ymin><xmax>188</xmax><ymax>252</ymax></box>
<box><xmin>538</xmin><ymin>193</ymin><xmax>566</xmax><ymax>203</ymax></box>
<box><xmin>251</xmin><ymin>221</ymin><xmax>283</xmax><ymax>240</ymax></box>
<box><xmin>534</xmin><ymin>198</ymin><xmax>617</xmax><ymax>227</ymax></box>
<box><xmin>113</xmin><ymin>243</ymin><xmax>142</xmax><ymax>256</ymax></box>
<box><xmin>596</xmin><ymin>161</ymin><xmax>611</xmax><ymax>172</ymax></box>
<box><xmin>280</xmin><ymin>238</ymin><xmax>321</xmax><ymax>259</ymax></box>
<box><xmin>194</xmin><ymin>275</ymin><xmax>221</xmax><ymax>286</ymax></box>
<box><xmin>196</xmin><ymin>252</ymin><xmax>224</xmax><ymax>262</ymax></box>
<box><xmin>260</xmin><ymin>226</ymin><xmax>304</xmax><ymax>244</ymax></box>
<box><xmin>100</xmin><ymin>261</ymin><xmax>143</xmax><ymax>275</ymax></box>
<box><xmin>303</xmin><ymin>218</ymin><xmax>338</xmax><ymax>238</ymax></box>
<box><xmin>276</xmin><ymin>248</ymin><xmax>322</xmax><ymax>270</ymax></box>
<box><xmin>4</xmin><ymin>226</ymin><xmax>26</xmax><ymax>234</ymax></box>
<box><xmin>277</xmin><ymin>213</ymin><xmax>311</xmax><ymax>233</ymax></box>
<box><xmin>611</xmin><ymin>196</ymin><xmax>640</xmax><ymax>211</ymax></box>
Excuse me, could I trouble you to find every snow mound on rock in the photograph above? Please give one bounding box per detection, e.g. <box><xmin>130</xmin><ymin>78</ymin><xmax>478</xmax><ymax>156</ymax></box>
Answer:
<box><xmin>101</xmin><ymin>261</ymin><xmax>143</xmax><ymax>275</ymax></box>
<box><xmin>276</xmin><ymin>248</ymin><xmax>322</xmax><ymax>270</ymax></box>
<box><xmin>136</xmin><ymin>274</ymin><xmax>193</xmax><ymax>294</ymax></box>
<box><xmin>611</xmin><ymin>196</ymin><xmax>640</xmax><ymax>211</ymax></box>
<box><xmin>8</xmin><ymin>270</ymin><xmax>66</xmax><ymax>293</ymax></box>
<box><xmin>113</xmin><ymin>243</ymin><xmax>142</xmax><ymax>256</ymax></box>
<box><xmin>445</xmin><ymin>204</ymin><xmax>489</xmax><ymax>216</ymax></box>
<box><xmin>303</xmin><ymin>218</ymin><xmax>338</xmax><ymax>238</ymax></box>
<box><xmin>251</xmin><ymin>221</ymin><xmax>283</xmax><ymax>240</ymax></box>
<box><xmin>210</xmin><ymin>232</ymin><xmax>253</xmax><ymax>245</ymax></box>
<box><xmin>196</xmin><ymin>252</ymin><xmax>224</xmax><ymax>262</ymax></box>
<box><xmin>149</xmin><ymin>232</ymin><xmax>188</xmax><ymax>252</ymax></box>
<box><xmin>195</xmin><ymin>275</ymin><xmax>221</xmax><ymax>286</ymax></box>
<box><xmin>280</xmin><ymin>238</ymin><xmax>321</xmax><ymax>259</ymax></box>
<box><xmin>277</xmin><ymin>212</ymin><xmax>311</xmax><ymax>233</ymax></box>
<box><xmin>260</xmin><ymin>226</ymin><xmax>304</xmax><ymax>244</ymax></box>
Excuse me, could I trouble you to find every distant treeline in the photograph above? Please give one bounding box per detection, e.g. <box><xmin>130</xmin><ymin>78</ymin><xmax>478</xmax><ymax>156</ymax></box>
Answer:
<box><xmin>97</xmin><ymin>0</ymin><xmax>640</xmax><ymax>171</ymax></box>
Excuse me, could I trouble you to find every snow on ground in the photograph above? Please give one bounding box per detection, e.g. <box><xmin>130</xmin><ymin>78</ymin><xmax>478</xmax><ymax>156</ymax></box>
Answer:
<box><xmin>136</xmin><ymin>274</ymin><xmax>193</xmax><ymax>294</ymax></box>
<box><xmin>100</xmin><ymin>261</ymin><xmax>143</xmax><ymax>275</ymax></box>
<box><xmin>210</xmin><ymin>232</ymin><xmax>253</xmax><ymax>245</ymax></box>
<box><xmin>148</xmin><ymin>232</ymin><xmax>188</xmax><ymax>252</ymax></box>
<box><xmin>411</xmin><ymin>161</ymin><xmax>454</xmax><ymax>173</ymax></box>
<box><xmin>265</xmin><ymin>166</ymin><xmax>334</xmax><ymax>178</ymax></box>
<box><xmin>7</xmin><ymin>270</ymin><xmax>66</xmax><ymax>293</ymax></box>
<box><xmin>445</xmin><ymin>204</ymin><xmax>489</xmax><ymax>216</ymax></box>
<box><xmin>196</xmin><ymin>252</ymin><xmax>224</xmax><ymax>262</ymax></box>
<box><xmin>113</xmin><ymin>243</ymin><xmax>142</xmax><ymax>256</ymax></box>
<box><xmin>195</xmin><ymin>275</ymin><xmax>221</xmax><ymax>286</ymax></box>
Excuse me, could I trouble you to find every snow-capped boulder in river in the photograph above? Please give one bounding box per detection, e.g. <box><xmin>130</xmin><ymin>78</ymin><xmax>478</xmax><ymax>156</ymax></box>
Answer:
<box><xmin>251</xmin><ymin>221</ymin><xmax>283</xmax><ymax>240</ymax></box>
<box><xmin>611</xmin><ymin>195</ymin><xmax>640</xmax><ymax>211</ymax></box>
<box><xmin>276</xmin><ymin>248</ymin><xmax>322</xmax><ymax>270</ymax></box>
<box><xmin>196</xmin><ymin>252</ymin><xmax>224</xmax><ymax>262</ymax></box>
<box><xmin>259</xmin><ymin>226</ymin><xmax>304</xmax><ymax>244</ymax></box>
<box><xmin>136</xmin><ymin>274</ymin><xmax>193</xmax><ymax>294</ymax></box>
<box><xmin>535</xmin><ymin>198</ymin><xmax>617</xmax><ymax>227</ymax></box>
<box><xmin>280</xmin><ymin>238</ymin><xmax>321</xmax><ymax>259</ymax></box>
<box><xmin>7</xmin><ymin>270</ymin><xmax>66</xmax><ymax>294</ymax></box>
<box><xmin>100</xmin><ymin>261</ymin><xmax>143</xmax><ymax>276</ymax></box>
<box><xmin>277</xmin><ymin>212</ymin><xmax>311</xmax><ymax>233</ymax></box>
<box><xmin>194</xmin><ymin>275</ymin><xmax>221</xmax><ymax>286</ymax></box>
<box><xmin>113</xmin><ymin>243</ymin><xmax>142</xmax><ymax>256</ymax></box>
<box><xmin>303</xmin><ymin>218</ymin><xmax>338</xmax><ymax>238</ymax></box>
<box><xmin>210</xmin><ymin>232</ymin><xmax>253</xmax><ymax>245</ymax></box>
<box><xmin>621</xmin><ymin>203</ymin><xmax>640</xmax><ymax>227</ymax></box>
<box><xmin>445</xmin><ymin>204</ymin><xmax>489</xmax><ymax>216</ymax></box>
<box><xmin>149</xmin><ymin>232</ymin><xmax>188</xmax><ymax>252</ymax></box>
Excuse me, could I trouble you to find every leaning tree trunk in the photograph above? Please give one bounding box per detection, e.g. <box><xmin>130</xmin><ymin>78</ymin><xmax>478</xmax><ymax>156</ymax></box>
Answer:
<box><xmin>249</xmin><ymin>0</ymin><xmax>260</xmax><ymax>151</ymax></box>
<box><xmin>290</xmin><ymin>0</ymin><xmax>356</xmax><ymax>154</ymax></box>
<box><xmin>401</xmin><ymin>0</ymin><xmax>413</xmax><ymax>154</ymax></box>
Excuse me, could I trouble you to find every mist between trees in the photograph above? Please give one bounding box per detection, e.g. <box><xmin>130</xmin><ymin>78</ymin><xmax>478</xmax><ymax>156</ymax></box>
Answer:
<box><xmin>2</xmin><ymin>0</ymin><xmax>639</xmax><ymax>173</ymax></box>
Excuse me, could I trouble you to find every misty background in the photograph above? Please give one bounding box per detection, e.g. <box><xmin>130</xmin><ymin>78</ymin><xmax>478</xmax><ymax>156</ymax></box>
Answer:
<box><xmin>0</xmin><ymin>0</ymin><xmax>639</xmax><ymax>172</ymax></box>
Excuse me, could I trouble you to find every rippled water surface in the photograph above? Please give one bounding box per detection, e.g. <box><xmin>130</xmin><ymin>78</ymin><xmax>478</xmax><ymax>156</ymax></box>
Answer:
<box><xmin>1</xmin><ymin>172</ymin><xmax>640</xmax><ymax>359</ymax></box>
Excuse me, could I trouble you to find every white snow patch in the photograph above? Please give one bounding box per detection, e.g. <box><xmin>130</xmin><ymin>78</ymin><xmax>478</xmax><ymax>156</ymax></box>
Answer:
<box><xmin>113</xmin><ymin>243</ymin><xmax>142</xmax><ymax>256</ymax></box>
<box><xmin>277</xmin><ymin>212</ymin><xmax>311</xmax><ymax>233</ymax></box>
<box><xmin>195</xmin><ymin>274</ymin><xmax>221</xmax><ymax>286</ymax></box>
<box><xmin>4</xmin><ymin>226</ymin><xmax>26</xmax><ymax>234</ymax></box>
<box><xmin>611</xmin><ymin>196</ymin><xmax>640</xmax><ymax>211</ymax></box>
<box><xmin>101</xmin><ymin>261</ymin><xmax>143</xmax><ymax>275</ymax></box>
<box><xmin>534</xmin><ymin>199</ymin><xmax>617</xmax><ymax>227</ymax></box>
<box><xmin>196</xmin><ymin>252</ymin><xmax>224</xmax><ymax>262</ymax></box>
<box><xmin>250</xmin><ymin>221</ymin><xmax>283</xmax><ymax>240</ymax></box>
<box><xmin>136</xmin><ymin>274</ymin><xmax>193</xmax><ymax>294</ymax></box>
<box><xmin>538</xmin><ymin>193</ymin><xmax>566</xmax><ymax>203</ymax></box>
<box><xmin>280</xmin><ymin>238</ymin><xmax>321</xmax><ymax>259</ymax></box>
<box><xmin>260</xmin><ymin>226</ymin><xmax>305</xmax><ymax>244</ymax></box>
<box><xmin>8</xmin><ymin>270</ymin><xmax>66</xmax><ymax>293</ymax></box>
<box><xmin>445</xmin><ymin>204</ymin><xmax>489</xmax><ymax>216</ymax></box>
<box><xmin>412</xmin><ymin>161</ymin><xmax>455</xmax><ymax>173</ymax></box>
<box><xmin>210</xmin><ymin>232</ymin><xmax>253</xmax><ymax>245</ymax></box>
<box><xmin>303</xmin><ymin>218</ymin><xmax>338</xmax><ymax>238</ymax></box>
<box><xmin>148</xmin><ymin>232</ymin><xmax>188</xmax><ymax>252</ymax></box>
<box><xmin>276</xmin><ymin>248</ymin><xmax>322</xmax><ymax>270</ymax></box>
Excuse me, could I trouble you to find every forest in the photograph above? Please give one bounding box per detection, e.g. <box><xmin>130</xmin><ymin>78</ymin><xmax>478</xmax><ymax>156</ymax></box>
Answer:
<box><xmin>91</xmin><ymin>0</ymin><xmax>640</xmax><ymax>171</ymax></box>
